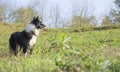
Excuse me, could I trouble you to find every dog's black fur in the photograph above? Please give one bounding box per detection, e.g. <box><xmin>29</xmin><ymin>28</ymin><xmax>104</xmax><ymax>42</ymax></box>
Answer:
<box><xmin>9</xmin><ymin>16</ymin><xmax>45</xmax><ymax>57</ymax></box>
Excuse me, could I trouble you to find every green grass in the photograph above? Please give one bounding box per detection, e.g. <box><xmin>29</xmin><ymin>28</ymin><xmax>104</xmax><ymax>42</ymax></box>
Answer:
<box><xmin>0</xmin><ymin>22</ymin><xmax>120</xmax><ymax>72</ymax></box>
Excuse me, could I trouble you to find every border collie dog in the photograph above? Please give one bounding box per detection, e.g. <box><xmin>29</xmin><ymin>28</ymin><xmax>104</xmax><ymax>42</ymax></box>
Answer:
<box><xmin>9</xmin><ymin>16</ymin><xmax>45</xmax><ymax>57</ymax></box>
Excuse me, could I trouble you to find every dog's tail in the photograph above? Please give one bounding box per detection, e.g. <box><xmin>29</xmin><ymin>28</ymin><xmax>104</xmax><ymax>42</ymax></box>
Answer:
<box><xmin>9</xmin><ymin>33</ymin><xmax>18</xmax><ymax>56</ymax></box>
<box><xmin>9</xmin><ymin>34</ymin><xmax>15</xmax><ymax>52</ymax></box>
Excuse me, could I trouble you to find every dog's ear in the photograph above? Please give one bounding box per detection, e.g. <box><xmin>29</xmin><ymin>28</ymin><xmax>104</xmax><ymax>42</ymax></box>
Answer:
<box><xmin>37</xmin><ymin>16</ymin><xmax>39</xmax><ymax>19</ymax></box>
<box><xmin>33</xmin><ymin>16</ymin><xmax>36</xmax><ymax>20</ymax></box>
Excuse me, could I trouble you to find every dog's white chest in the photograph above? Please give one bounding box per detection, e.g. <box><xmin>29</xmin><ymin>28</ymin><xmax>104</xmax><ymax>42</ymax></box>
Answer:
<box><xmin>29</xmin><ymin>35</ymin><xmax>36</xmax><ymax>47</ymax></box>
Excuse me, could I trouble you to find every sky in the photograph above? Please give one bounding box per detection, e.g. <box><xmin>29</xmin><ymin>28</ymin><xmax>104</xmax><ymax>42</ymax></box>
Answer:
<box><xmin>1</xmin><ymin>0</ymin><xmax>116</xmax><ymax>27</ymax></box>
<box><xmin>7</xmin><ymin>0</ymin><xmax>115</xmax><ymax>15</ymax></box>
<box><xmin>92</xmin><ymin>0</ymin><xmax>115</xmax><ymax>19</ymax></box>
<box><xmin>93</xmin><ymin>0</ymin><xmax>115</xmax><ymax>16</ymax></box>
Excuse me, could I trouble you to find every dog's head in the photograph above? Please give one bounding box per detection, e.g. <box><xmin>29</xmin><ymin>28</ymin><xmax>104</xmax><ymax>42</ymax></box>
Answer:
<box><xmin>31</xmin><ymin>16</ymin><xmax>45</xmax><ymax>29</ymax></box>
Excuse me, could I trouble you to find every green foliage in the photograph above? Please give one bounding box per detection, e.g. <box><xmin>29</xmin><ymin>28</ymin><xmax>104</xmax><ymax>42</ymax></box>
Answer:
<box><xmin>72</xmin><ymin>15</ymin><xmax>94</xmax><ymax>28</ymax></box>
<box><xmin>47</xmin><ymin>32</ymin><xmax>71</xmax><ymax>52</ymax></box>
<box><xmin>0</xmin><ymin>23</ymin><xmax>120</xmax><ymax>72</ymax></box>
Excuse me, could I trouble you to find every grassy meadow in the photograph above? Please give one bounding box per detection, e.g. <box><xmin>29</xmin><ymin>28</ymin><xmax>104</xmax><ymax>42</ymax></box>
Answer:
<box><xmin>0</xmin><ymin>22</ymin><xmax>120</xmax><ymax>72</ymax></box>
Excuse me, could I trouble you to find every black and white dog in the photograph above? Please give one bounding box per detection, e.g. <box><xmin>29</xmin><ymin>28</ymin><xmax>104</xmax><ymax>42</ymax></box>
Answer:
<box><xmin>9</xmin><ymin>16</ymin><xmax>45</xmax><ymax>57</ymax></box>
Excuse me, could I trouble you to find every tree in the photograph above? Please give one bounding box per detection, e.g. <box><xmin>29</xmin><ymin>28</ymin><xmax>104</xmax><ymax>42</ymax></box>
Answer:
<box><xmin>0</xmin><ymin>0</ymin><xmax>17</xmax><ymax>22</ymax></box>
<box><xmin>109</xmin><ymin>0</ymin><xmax>120</xmax><ymax>24</ymax></box>
<box><xmin>0</xmin><ymin>0</ymin><xmax>5</xmax><ymax>22</ymax></box>
<box><xmin>50</xmin><ymin>5</ymin><xmax>60</xmax><ymax>28</ymax></box>
<box><xmin>0</xmin><ymin>6</ymin><xmax>4</xmax><ymax>22</ymax></box>
<box><xmin>15</xmin><ymin>7</ymin><xmax>37</xmax><ymax>24</ymax></box>
<box><xmin>102</xmin><ymin>15</ymin><xmax>112</xmax><ymax>25</ymax></box>
<box><xmin>72</xmin><ymin>10</ymin><xmax>95</xmax><ymax>28</ymax></box>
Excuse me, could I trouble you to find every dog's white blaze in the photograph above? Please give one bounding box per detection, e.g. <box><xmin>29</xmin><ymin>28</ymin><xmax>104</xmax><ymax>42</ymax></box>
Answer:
<box><xmin>25</xmin><ymin>23</ymin><xmax>40</xmax><ymax>47</ymax></box>
<box><xmin>29</xmin><ymin>35</ymin><xmax>36</xmax><ymax>47</ymax></box>
<box><xmin>29</xmin><ymin>29</ymin><xmax>40</xmax><ymax>46</ymax></box>
<box><xmin>33</xmin><ymin>28</ymin><xmax>40</xmax><ymax>36</ymax></box>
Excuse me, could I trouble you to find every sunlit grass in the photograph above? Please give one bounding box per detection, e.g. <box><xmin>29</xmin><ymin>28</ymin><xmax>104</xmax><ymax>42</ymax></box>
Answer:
<box><xmin>0</xmin><ymin>22</ymin><xmax>120</xmax><ymax>72</ymax></box>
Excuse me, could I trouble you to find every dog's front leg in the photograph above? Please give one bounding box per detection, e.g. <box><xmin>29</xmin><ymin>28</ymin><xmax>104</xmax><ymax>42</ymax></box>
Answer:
<box><xmin>30</xmin><ymin>45</ymin><xmax>35</xmax><ymax>57</ymax></box>
<box><xmin>30</xmin><ymin>48</ymin><xmax>33</xmax><ymax>57</ymax></box>
<box><xmin>14</xmin><ymin>44</ymin><xmax>19</xmax><ymax>57</ymax></box>
<box><xmin>23</xmin><ymin>45</ymin><xmax>28</xmax><ymax>58</ymax></box>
